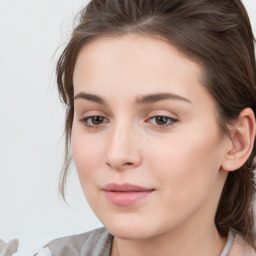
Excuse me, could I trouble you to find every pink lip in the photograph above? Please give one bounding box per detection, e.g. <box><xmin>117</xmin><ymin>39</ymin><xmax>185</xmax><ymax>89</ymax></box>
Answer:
<box><xmin>102</xmin><ymin>183</ymin><xmax>155</xmax><ymax>206</ymax></box>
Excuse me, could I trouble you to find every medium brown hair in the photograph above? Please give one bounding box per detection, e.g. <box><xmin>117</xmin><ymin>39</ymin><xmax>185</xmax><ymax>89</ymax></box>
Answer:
<box><xmin>56</xmin><ymin>0</ymin><xmax>256</xmax><ymax>248</ymax></box>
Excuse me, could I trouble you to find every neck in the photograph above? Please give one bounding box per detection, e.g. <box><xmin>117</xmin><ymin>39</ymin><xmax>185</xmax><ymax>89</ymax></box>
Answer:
<box><xmin>112</xmin><ymin>224</ymin><xmax>226</xmax><ymax>256</ymax></box>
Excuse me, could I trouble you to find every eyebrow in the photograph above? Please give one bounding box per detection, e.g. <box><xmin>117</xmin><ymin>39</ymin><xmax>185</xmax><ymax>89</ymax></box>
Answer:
<box><xmin>74</xmin><ymin>92</ymin><xmax>191</xmax><ymax>105</ymax></box>
<box><xmin>74</xmin><ymin>92</ymin><xmax>106</xmax><ymax>105</ymax></box>
<box><xmin>135</xmin><ymin>92</ymin><xmax>191</xmax><ymax>104</ymax></box>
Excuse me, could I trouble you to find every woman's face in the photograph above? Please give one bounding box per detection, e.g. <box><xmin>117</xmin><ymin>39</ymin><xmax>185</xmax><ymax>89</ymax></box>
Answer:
<box><xmin>72</xmin><ymin>34</ymin><xmax>228</xmax><ymax>239</ymax></box>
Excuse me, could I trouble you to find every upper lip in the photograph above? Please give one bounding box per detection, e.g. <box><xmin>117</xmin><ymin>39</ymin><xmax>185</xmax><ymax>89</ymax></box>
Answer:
<box><xmin>102</xmin><ymin>183</ymin><xmax>154</xmax><ymax>192</ymax></box>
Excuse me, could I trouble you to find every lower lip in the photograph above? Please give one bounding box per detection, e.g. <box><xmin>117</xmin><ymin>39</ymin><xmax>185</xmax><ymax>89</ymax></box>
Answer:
<box><xmin>103</xmin><ymin>191</ymin><xmax>154</xmax><ymax>206</ymax></box>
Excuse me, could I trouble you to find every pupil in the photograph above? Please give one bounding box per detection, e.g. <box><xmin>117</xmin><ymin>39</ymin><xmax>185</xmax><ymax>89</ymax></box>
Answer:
<box><xmin>156</xmin><ymin>116</ymin><xmax>168</xmax><ymax>125</ymax></box>
<box><xmin>92</xmin><ymin>116</ymin><xmax>103</xmax><ymax>125</ymax></box>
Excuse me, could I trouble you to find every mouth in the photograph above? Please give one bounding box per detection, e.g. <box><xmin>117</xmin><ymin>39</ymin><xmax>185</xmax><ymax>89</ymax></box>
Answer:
<box><xmin>102</xmin><ymin>183</ymin><xmax>155</xmax><ymax>206</ymax></box>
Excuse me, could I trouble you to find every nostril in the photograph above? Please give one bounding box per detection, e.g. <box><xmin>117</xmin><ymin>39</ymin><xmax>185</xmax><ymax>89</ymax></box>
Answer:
<box><xmin>122</xmin><ymin>162</ymin><xmax>137</xmax><ymax>169</ymax></box>
<box><xmin>124</xmin><ymin>162</ymin><xmax>133</xmax><ymax>166</ymax></box>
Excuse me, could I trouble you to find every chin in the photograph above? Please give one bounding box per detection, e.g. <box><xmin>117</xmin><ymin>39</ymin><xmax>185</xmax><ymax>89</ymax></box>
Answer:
<box><xmin>106</xmin><ymin>223</ymin><xmax>152</xmax><ymax>240</ymax></box>
<box><xmin>101</xmin><ymin>214</ymin><xmax>165</xmax><ymax>240</ymax></box>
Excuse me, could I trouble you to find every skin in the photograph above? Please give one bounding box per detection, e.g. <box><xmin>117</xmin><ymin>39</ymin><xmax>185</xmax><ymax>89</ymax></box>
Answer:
<box><xmin>71</xmin><ymin>34</ymin><xmax>234</xmax><ymax>256</ymax></box>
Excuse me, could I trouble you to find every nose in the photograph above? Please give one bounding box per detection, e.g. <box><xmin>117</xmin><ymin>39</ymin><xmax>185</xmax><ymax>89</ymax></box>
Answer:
<box><xmin>105</xmin><ymin>121</ymin><xmax>142</xmax><ymax>171</ymax></box>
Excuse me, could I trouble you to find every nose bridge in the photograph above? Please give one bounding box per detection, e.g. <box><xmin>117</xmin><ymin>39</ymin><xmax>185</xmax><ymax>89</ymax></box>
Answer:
<box><xmin>105</xmin><ymin>118</ymin><xmax>141</xmax><ymax>169</ymax></box>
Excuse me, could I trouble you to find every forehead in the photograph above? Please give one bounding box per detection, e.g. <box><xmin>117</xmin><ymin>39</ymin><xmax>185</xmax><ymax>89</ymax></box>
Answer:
<box><xmin>73</xmin><ymin>34</ymin><xmax>214</xmax><ymax>110</ymax></box>
<box><xmin>73</xmin><ymin>34</ymin><xmax>202</xmax><ymax>86</ymax></box>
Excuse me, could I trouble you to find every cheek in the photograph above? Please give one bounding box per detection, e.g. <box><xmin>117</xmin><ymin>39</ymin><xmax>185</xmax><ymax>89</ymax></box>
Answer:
<box><xmin>71</xmin><ymin>127</ymin><xmax>104</xmax><ymax>186</ymax></box>
<box><xmin>145</xmin><ymin>123</ymin><xmax>223</xmax><ymax>201</ymax></box>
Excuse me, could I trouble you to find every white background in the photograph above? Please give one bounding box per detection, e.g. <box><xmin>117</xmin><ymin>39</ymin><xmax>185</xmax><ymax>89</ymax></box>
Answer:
<box><xmin>0</xmin><ymin>1</ymin><xmax>255</xmax><ymax>255</ymax></box>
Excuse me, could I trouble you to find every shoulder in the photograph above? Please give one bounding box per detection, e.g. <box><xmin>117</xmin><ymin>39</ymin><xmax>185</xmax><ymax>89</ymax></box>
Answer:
<box><xmin>229</xmin><ymin>233</ymin><xmax>256</xmax><ymax>256</ymax></box>
<box><xmin>36</xmin><ymin>227</ymin><xmax>113</xmax><ymax>256</ymax></box>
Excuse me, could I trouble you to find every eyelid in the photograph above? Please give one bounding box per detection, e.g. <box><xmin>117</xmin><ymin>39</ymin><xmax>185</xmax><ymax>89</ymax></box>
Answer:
<box><xmin>146</xmin><ymin>108</ymin><xmax>178</xmax><ymax>117</ymax></box>
<box><xmin>78</xmin><ymin>110</ymin><xmax>108</xmax><ymax>119</ymax></box>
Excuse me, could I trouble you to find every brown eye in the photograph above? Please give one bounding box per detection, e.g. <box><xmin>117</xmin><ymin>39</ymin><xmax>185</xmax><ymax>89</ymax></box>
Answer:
<box><xmin>80</xmin><ymin>116</ymin><xmax>108</xmax><ymax>127</ymax></box>
<box><xmin>155</xmin><ymin>116</ymin><xmax>169</xmax><ymax>125</ymax></box>
<box><xmin>90</xmin><ymin>116</ymin><xmax>105</xmax><ymax>125</ymax></box>
<box><xmin>147</xmin><ymin>116</ymin><xmax>178</xmax><ymax>128</ymax></box>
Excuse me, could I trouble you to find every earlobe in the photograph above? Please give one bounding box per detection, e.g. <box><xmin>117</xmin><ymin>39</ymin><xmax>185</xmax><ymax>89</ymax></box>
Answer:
<box><xmin>221</xmin><ymin>108</ymin><xmax>256</xmax><ymax>172</ymax></box>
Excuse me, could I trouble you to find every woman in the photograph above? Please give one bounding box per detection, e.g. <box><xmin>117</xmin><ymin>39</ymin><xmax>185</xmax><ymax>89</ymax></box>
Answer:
<box><xmin>36</xmin><ymin>0</ymin><xmax>256</xmax><ymax>255</ymax></box>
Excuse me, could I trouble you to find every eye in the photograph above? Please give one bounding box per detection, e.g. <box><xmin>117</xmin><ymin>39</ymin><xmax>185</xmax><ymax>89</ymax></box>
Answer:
<box><xmin>80</xmin><ymin>116</ymin><xmax>108</xmax><ymax>127</ymax></box>
<box><xmin>147</xmin><ymin>116</ymin><xmax>178</xmax><ymax>128</ymax></box>
<box><xmin>154</xmin><ymin>116</ymin><xmax>171</xmax><ymax>125</ymax></box>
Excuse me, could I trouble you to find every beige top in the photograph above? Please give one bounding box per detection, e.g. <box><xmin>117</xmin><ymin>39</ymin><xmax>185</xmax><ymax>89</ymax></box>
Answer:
<box><xmin>34</xmin><ymin>227</ymin><xmax>256</xmax><ymax>256</ymax></box>
<box><xmin>229</xmin><ymin>234</ymin><xmax>256</xmax><ymax>256</ymax></box>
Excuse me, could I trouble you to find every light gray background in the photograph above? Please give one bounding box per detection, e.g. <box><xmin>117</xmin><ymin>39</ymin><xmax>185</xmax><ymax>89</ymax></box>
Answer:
<box><xmin>0</xmin><ymin>1</ymin><xmax>255</xmax><ymax>255</ymax></box>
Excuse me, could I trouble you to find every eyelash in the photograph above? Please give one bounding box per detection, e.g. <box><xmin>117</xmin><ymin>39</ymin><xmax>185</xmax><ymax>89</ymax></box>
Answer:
<box><xmin>79</xmin><ymin>115</ymin><xmax>178</xmax><ymax>130</ymax></box>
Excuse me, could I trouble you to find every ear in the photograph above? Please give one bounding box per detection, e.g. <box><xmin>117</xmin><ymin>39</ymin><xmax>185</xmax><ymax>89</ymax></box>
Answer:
<box><xmin>221</xmin><ymin>108</ymin><xmax>256</xmax><ymax>172</ymax></box>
